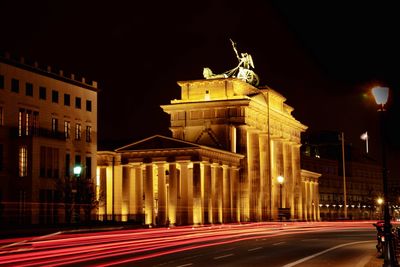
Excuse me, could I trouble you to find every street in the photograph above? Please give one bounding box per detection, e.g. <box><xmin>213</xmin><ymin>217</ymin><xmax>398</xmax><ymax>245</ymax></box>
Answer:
<box><xmin>0</xmin><ymin>222</ymin><xmax>379</xmax><ymax>266</ymax></box>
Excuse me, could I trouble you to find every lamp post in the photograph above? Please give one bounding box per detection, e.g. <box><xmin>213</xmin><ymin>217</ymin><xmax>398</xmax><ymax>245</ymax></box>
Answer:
<box><xmin>72</xmin><ymin>165</ymin><xmax>82</xmax><ymax>223</ymax></box>
<box><xmin>372</xmin><ymin>86</ymin><xmax>396</xmax><ymax>266</ymax></box>
<box><xmin>277</xmin><ymin>175</ymin><xmax>284</xmax><ymax>222</ymax></box>
<box><xmin>377</xmin><ymin>197</ymin><xmax>384</xmax><ymax>220</ymax></box>
<box><xmin>277</xmin><ymin>175</ymin><xmax>284</xmax><ymax>212</ymax></box>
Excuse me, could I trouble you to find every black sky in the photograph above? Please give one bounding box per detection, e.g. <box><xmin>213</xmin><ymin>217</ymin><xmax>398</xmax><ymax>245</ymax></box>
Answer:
<box><xmin>1</xmin><ymin>1</ymin><xmax>399</xmax><ymax>174</ymax></box>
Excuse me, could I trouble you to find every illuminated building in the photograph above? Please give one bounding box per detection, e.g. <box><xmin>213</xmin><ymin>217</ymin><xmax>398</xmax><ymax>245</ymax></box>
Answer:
<box><xmin>97</xmin><ymin>78</ymin><xmax>320</xmax><ymax>225</ymax></box>
<box><xmin>301</xmin><ymin>131</ymin><xmax>383</xmax><ymax>220</ymax></box>
<box><xmin>0</xmin><ymin>53</ymin><xmax>98</xmax><ymax>224</ymax></box>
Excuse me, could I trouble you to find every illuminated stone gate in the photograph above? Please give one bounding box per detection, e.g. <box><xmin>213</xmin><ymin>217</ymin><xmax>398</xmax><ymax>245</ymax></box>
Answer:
<box><xmin>97</xmin><ymin>136</ymin><xmax>243</xmax><ymax>225</ymax></box>
<box><xmin>97</xmin><ymin>78</ymin><xmax>320</xmax><ymax>224</ymax></box>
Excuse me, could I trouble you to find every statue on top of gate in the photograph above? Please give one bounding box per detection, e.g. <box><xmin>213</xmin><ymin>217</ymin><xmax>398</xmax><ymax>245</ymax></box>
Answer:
<box><xmin>203</xmin><ymin>39</ymin><xmax>260</xmax><ymax>87</ymax></box>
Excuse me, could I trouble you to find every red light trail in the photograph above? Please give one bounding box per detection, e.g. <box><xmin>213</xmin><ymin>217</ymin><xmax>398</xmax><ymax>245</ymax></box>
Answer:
<box><xmin>0</xmin><ymin>221</ymin><xmax>374</xmax><ymax>266</ymax></box>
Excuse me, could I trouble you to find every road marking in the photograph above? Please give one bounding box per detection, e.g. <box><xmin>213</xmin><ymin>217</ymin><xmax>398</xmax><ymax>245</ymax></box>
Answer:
<box><xmin>176</xmin><ymin>264</ymin><xmax>193</xmax><ymax>267</ymax></box>
<box><xmin>282</xmin><ymin>240</ymin><xmax>374</xmax><ymax>267</ymax></box>
<box><xmin>248</xmin><ymin>246</ymin><xmax>263</xmax><ymax>252</ymax></box>
<box><xmin>33</xmin><ymin>231</ymin><xmax>62</xmax><ymax>240</ymax></box>
<box><xmin>214</xmin><ymin>253</ymin><xmax>234</xmax><ymax>260</ymax></box>
<box><xmin>0</xmin><ymin>240</ymin><xmax>28</xmax><ymax>249</ymax></box>
<box><xmin>220</xmin><ymin>246</ymin><xmax>238</xmax><ymax>252</ymax></box>
<box><xmin>272</xmin><ymin>241</ymin><xmax>286</xmax><ymax>246</ymax></box>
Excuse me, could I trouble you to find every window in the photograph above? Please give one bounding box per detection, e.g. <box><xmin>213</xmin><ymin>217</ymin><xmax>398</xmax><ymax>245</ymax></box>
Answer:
<box><xmin>86</xmin><ymin>100</ymin><xmax>92</xmax><ymax>112</ymax></box>
<box><xmin>75</xmin><ymin>97</ymin><xmax>81</xmax><ymax>109</ymax></box>
<box><xmin>40</xmin><ymin>147</ymin><xmax>46</xmax><ymax>177</ymax></box>
<box><xmin>52</xmin><ymin>90</ymin><xmax>59</xmax><ymax>103</ymax></box>
<box><xmin>64</xmin><ymin>94</ymin><xmax>70</xmax><ymax>106</ymax></box>
<box><xmin>39</xmin><ymin>86</ymin><xmax>46</xmax><ymax>100</ymax></box>
<box><xmin>86</xmin><ymin>157</ymin><xmax>92</xmax><ymax>179</ymax></box>
<box><xmin>32</xmin><ymin>111</ymin><xmax>39</xmax><ymax>134</ymax></box>
<box><xmin>65</xmin><ymin>153</ymin><xmax>70</xmax><ymax>177</ymax></box>
<box><xmin>11</xmin><ymin>78</ymin><xmax>19</xmax><ymax>93</ymax></box>
<box><xmin>0</xmin><ymin>106</ymin><xmax>3</xmax><ymax>126</ymax></box>
<box><xmin>18</xmin><ymin>109</ymin><xmax>23</xmax><ymax>136</ymax></box>
<box><xmin>75</xmin><ymin>155</ymin><xmax>81</xmax><ymax>166</ymax></box>
<box><xmin>52</xmin><ymin>118</ymin><xmax>58</xmax><ymax>133</ymax></box>
<box><xmin>53</xmin><ymin>148</ymin><xmax>59</xmax><ymax>178</ymax></box>
<box><xmin>86</xmin><ymin>126</ymin><xmax>91</xmax><ymax>142</ymax></box>
<box><xmin>0</xmin><ymin>75</ymin><xmax>4</xmax><ymax>89</ymax></box>
<box><xmin>64</xmin><ymin>121</ymin><xmax>71</xmax><ymax>139</ymax></box>
<box><xmin>19</xmin><ymin>146</ymin><xmax>28</xmax><ymax>177</ymax></box>
<box><xmin>25</xmin><ymin>110</ymin><xmax>31</xmax><ymax>136</ymax></box>
<box><xmin>25</xmin><ymin>83</ymin><xmax>33</xmax><ymax>96</ymax></box>
<box><xmin>18</xmin><ymin>109</ymin><xmax>38</xmax><ymax>136</ymax></box>
<box><xmin>46</xmin><ymin>147</ymin><xmax>53</xmax><ymax>178</ymax></box>
<box><xmin>75</xmin><ymin>123</ymin><xmax>81</xmax><ymax>140</ymax></box>
<box><xmin>40</xmin><ymin>146</ymin><xmax>59</xmax><ymax>178</ymax></box>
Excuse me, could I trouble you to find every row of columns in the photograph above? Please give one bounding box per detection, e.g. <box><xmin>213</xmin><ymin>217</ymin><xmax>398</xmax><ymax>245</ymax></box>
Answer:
<box><xmin>97</xmin><ymin>161</ymin><xmax>240</xmax><ymax>225</ymax></box>
<box><xmin>302</xmin><ymin>178</ymin><xmax>320</xmax><ymax>221</ymax></box>
<box><xmin>96</xmin><ymin>133</ymin><xmax>319</xmax><ymax>224</ymax></box>
<box><xmin>242</xmin><ymin>125</ymin><xmax>311</xmax><ymax>222</ymax></box>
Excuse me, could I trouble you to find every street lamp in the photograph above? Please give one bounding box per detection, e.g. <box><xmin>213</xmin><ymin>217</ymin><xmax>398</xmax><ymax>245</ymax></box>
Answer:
<box><xmin>372</xmin><ymin>86</ymin><xmax>396</xmax><ymax>266</ymax></box>
<box><xmin>73</xmin><ymin>165</ymin><xmax>82</xmax><ymax>177</ymax></box>
<box><xmin>277</xmin><ymin>175</ymin><xmax>284</xmax><ymax>209</ymax></box>
<box><xmin>377</xmin><ymin>197</ymin><xmax>384</xmax><ymax>220</ymax></box>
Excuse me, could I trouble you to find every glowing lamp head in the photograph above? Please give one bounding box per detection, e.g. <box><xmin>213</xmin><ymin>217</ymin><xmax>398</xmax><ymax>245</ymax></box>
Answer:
<box><xmin>377</xmin><ymin>197</ymin><xmax>384</xmax><ymax>205</ymax></box>
<box><xmin>73</xmin><ymin>165</ymin><xmax>82</xmax><ymax>176</ymax></box>
<box><xmin>372</xmin><ymin>86</ymin><xmax>389</xmax><ymax>106</ymax></box>
<box><xmin>277</xmin><ymin>175</ymin><xmax>284</xmax><ymax>184</ymax></box>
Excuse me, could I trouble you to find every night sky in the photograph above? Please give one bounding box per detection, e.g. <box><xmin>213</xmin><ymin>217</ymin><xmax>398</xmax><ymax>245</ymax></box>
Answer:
<box><xmin>1</xmin><ymin>1</ymin><xmax>399</xmax><ymax>177</ymax></box>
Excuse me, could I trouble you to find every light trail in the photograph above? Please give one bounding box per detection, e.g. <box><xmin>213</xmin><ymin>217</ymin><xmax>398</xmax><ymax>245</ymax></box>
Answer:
<box><xmin>0</xmin><ymin>221</ymin><xmax>375</xmax><ymax>266</ymax></box>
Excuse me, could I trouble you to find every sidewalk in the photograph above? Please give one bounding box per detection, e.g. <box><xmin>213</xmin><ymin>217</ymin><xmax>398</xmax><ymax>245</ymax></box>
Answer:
<box><xmin>365</xmin><ymin>256</ymin><xmax>383</xmax><ymax>267</ymax></box>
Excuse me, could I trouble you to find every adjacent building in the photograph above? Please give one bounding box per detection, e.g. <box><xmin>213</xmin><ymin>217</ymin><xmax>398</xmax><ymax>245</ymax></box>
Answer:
<box><xmin>301</xmin><ymin>131</ymin><xmax>383</xmax><ymax>220</ymax></box>
<box><xmin>97</xmin><ymin>78</ymin><xmax>320</xmax><ymax>225</ymax></box>
<box><xmin>0</xmin><ymin>53</ymin><xmax>98</xmax><ymax>225</ymax></box>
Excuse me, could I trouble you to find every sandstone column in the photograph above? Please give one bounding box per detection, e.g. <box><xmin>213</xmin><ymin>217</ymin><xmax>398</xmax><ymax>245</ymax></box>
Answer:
<box><xmin>203</xmin><ymin>162</ymin><xmax>212</xmax><ymax>224</ymax></box>
<box><xmin>292</xmin><ymin>145</ymin><xmax>302</xmax><ymax>220</ymax></box>
<box><xmin>157</xmin><ymin>163</ymin><xmax>167</xmax><ymax>225</ymax></box>
<box><xmin>193</xmin><ymin>162</ymin><xmax>202</xmax><ymax>224</ymax></box>
<box><xmin>211</xmin><ymin>163</ymin><xmax>219</xmax><ymax>223</ymax></box>
<box><xmin>168</xmin><ymin>163</ymin><xmax>177</xmax><ymax>225</ymax></box>
<box><xmin>248</xmin><ymin>130</ymin><xmax>261</xmax><ymax>221</ymax></box>
<box><xmin>222</xmin><ymin>165</ymin><xmax>230</xmax><ymax>223</ymax></box>
<box><xmin>259</xmin><ymin>133</ymin><xmax>271</xmax><ymax>221</ymax></box>
<box><xmin>302</xmin><ymin>180</ymin><xmax>307</xmax><ymax>221</ymax></box>
<box><xmin>113</xmin><ymin>163</ymin><xmax>123</xmax><ymax>221</ymax></box>
<box><xmin>231</xmin><ymin>167</ymin><xmax>240</xmax><ymax>222</ymax></box>
<box><xmin>144</xmin><ymin>164</ymin><xmax>154</xmax><ymax>225</ymax></box>
<box><xmin>237</xmin><ymin>125</ymin><xmax>249</xmax><ymax>222</ymax></box>
<box><xmin>283</xmin><ymin>142</ymin><xmax>293</xmax><ymax>218</ymax></box>
<box><xmin>216</xmin><ymin>165</ymin><xmax>223</xmax><ymax>223</ymax></box>
<box><xmin>127</xmin><ymin>166</ymin><xmax>135</xmax><ymax>221</ymax></box>
<box><xmin>179</xmin><ymin>161</ymin><xmax>192</xmax><ymax>225</ymax></box>
<box><xmin>131</xmin><ymin>164</ymin><xmax>143</xmax><ymax>221</ymax></box>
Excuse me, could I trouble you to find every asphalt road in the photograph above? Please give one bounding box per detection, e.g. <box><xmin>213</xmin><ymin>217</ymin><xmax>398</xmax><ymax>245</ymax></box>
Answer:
<box><xmin>131</xmin><ymin>228</ymin><xmax>376</xmax><ymax>267</ymax></box>
<box><xmin>0</xmin><ymin>222</ymin><xmax>379</xmax><ymax>267</ymax></box>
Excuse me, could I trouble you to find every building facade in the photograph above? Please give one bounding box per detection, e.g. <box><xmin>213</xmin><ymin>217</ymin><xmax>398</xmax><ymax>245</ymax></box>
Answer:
<box><xmin>97</xmin><ymin>78</ymin><xmax>320</xmax><ymax>225</ymax></box>
<box><xmin>0</xmin><ymin>53</ymin><xmax>98</xmax><ymax>225</ymax></box>
<box><xmin>301</xmin><ymin>131</ymin><xmax>383</xmax><ymax>220</ymax></box>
